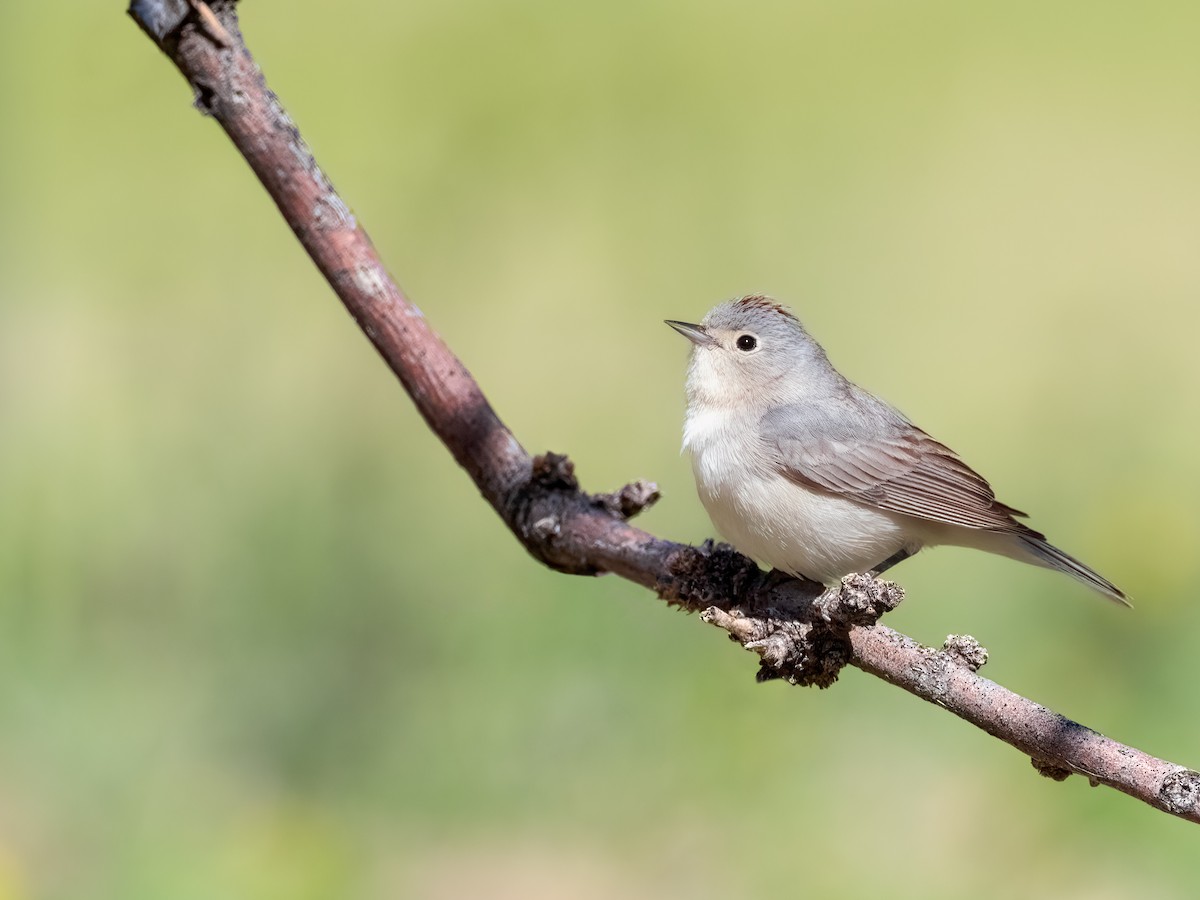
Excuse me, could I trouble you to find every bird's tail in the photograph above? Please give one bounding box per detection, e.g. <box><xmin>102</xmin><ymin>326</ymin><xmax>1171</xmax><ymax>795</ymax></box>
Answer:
<box><xmin>1015</xmin><ymin>533</ymin><xmax>1130</xmax><ymax>607</ymax></box>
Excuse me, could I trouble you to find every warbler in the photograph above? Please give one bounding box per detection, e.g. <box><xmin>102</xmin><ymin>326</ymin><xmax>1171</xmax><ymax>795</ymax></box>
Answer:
<box><xmin>667</xmin><ymin>295</ymin><xmax>1128</xmax><ymax>605</ymax></box>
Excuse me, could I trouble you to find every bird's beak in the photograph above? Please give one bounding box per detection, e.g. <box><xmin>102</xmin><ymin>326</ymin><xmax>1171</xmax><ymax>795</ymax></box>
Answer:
<box><xmin>665</xmin><ymin>320</ymin><xmax>716</xmax><ymax>347</ymax></box>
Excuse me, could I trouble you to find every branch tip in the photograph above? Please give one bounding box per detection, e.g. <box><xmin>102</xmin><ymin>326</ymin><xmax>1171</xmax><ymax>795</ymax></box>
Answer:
<box><xmin>592</xmin><ymin>479</ymin><xmax>661</xmax><ymax>519</ymax></box>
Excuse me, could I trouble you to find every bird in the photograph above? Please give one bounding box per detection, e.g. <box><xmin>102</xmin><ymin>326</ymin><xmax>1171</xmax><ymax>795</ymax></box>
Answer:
<box><xmin>666</xmin><ymin>294</ymin><xmax>1128</xmax><ymax>605</ymax></box>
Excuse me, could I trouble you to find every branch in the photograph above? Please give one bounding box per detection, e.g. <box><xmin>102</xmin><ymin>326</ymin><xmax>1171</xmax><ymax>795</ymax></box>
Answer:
<box><xmin>128</xmin><ymin>0</ymin><xmax>1200</xmax><ymax>825</ymax></box>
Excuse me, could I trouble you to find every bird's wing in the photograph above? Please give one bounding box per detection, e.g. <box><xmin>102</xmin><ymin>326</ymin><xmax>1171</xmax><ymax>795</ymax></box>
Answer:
<box><xmin>760</xmin><ymin>396</ymin><xmax>1032</xmax><ymax>533</ymax></box>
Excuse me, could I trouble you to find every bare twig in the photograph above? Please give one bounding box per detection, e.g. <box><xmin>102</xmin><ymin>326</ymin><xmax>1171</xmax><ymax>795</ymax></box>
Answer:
<box><xmin>127</xmin><ymin>0</ymin><xmax>1200</xmax><ymax>825</ymax></box>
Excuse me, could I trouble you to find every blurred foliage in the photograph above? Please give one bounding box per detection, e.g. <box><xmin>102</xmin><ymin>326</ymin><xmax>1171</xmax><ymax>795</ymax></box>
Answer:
<box><xmin>2</xmin><ymin>0</ymin><xmax>1199</xmax><ymax>897</ymax></box>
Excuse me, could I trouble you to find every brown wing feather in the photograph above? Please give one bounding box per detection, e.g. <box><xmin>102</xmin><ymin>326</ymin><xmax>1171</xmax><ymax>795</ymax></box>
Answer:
<box><xmin>776</xmin><ymin>428</ymin><xmax>1036</xmax><ymax>534</ymax></box>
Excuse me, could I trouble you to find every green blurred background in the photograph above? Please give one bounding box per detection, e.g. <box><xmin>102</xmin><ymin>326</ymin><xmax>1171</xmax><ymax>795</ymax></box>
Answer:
<box><xmin>2</xmin><ymin>1</ymin><xmax>1198</xmax><ymax>897</ymax></box>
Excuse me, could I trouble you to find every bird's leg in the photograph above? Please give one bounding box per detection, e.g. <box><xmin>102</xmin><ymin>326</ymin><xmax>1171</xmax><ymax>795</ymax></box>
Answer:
<box><xmin>871</xmin><ymin>547</ymin><xmax>914</xmax><ymax>576</ymax></box>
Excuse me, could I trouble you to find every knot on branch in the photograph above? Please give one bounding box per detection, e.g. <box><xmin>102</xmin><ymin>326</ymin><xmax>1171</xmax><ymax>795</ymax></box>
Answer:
<box><xmin>906</xmin><ymin>632</ymin><xmax>992</xmax><ymax>700</ymax></box>
<box><xmin>507</xmin><ymin>453</ymin><xmax>662</xmax><ymax>576</ymax></box>
<box><xmin>528</xmin><ymin>452</ymin><xmax>658</xmax><ymax>518</ymax></box>
<box><xmin>1031</xmin><ymin>757</ymin><xmax>1073</xmax><ymax>782</ymax></box>
<box><xmin>812</xmin><ymin>572</ymin><xmax>906</xmax><ymax>628</ymax></box>
<box><xmin>530</xmin><ymin>451</ymin><xmax>579</xmax><ymax>492</ymax></box>
<box><xmin>1159</xmin><ymin>769</ymin><xmax>1200</xmax><ymax>817</ymax></box>
<box><xmin>656</xmin><ymin>539</ymin><xmax>763</xmax><ymax>611</ymax></box>
<box><xmin>700</xmin><ymin>572</ymin><xmax>905</xmax><ymax>688</ymax></box>
<box><xmin>701</xmin><ymin>606</ymin><xmax>850</xmax><ymax>687</ymax></box>
<box><xmin>942</xmin><ymin>634</ymin><xmax>989</xmax><ymax>672</ymax></box>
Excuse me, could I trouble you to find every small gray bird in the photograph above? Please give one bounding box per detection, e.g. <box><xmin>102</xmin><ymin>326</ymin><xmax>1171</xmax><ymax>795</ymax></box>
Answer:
<box><xmin>667</xmin><ymin>295</ymin><xmax>1128</xmax><ymax>605</ymax></box>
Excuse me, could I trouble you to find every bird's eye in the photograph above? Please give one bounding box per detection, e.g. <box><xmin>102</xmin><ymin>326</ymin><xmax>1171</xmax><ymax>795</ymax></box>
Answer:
<box><xmin>736</xmin><ymin>334</ymin><xmax>758</xmax><ymax>352</ymax></box>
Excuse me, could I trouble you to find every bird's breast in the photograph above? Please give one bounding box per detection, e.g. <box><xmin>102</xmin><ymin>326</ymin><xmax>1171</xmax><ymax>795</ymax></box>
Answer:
<box><xmin>682</xmin><ymin>404</ymin><xmax>913</xmax><ymax>582</ymax></box>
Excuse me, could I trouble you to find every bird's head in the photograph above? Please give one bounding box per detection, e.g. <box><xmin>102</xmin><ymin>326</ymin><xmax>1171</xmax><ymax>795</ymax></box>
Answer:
<box><xmin>666</xmin><ymin>295</ymin><xmax>838</xmax><ymax>409</ymax></box>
